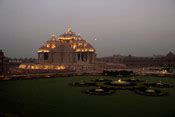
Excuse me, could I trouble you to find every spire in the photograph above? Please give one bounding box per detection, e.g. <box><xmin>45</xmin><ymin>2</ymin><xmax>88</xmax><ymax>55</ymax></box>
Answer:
<box><xmin>65</xmin><ymin>26</ymin><xmax>74</xmax><ymax>35</ymax></box>
<box><xmin>67</xmin><ymin>27</ymin><xmax>72</xmax><ymax>32</ymax></box>
<box><xmin>51</xmin><ymin>34</ymin><xmax>56</xmax><ymax>38</ymax></box>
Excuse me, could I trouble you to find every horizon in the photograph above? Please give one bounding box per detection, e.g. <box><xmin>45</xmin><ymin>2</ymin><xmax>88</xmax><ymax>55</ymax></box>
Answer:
<box><xmin>0</xmin><ymin>0</ymin><xmax>175</xmax><ymax>58</ymax></box>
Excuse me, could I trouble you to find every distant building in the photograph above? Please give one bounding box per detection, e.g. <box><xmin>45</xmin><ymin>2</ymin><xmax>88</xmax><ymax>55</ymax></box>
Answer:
<box><xmin>0</xmin><ymin>50</ymin><xmax>38</xmax><ymax>75</ymax></box>
<box><xmin>0</xmin><ymin>50</ymin><xmax>10</xmax><ymax>75</ymax></box>
<box><xmin>0</xmin><ymin>50</ymin><xmax>4</xmax><ymax>75</ymax></box>
<box><xmin>97</xmin><ymin>51</ymin><xmax>175</xmax><ymax>68</ymax></box>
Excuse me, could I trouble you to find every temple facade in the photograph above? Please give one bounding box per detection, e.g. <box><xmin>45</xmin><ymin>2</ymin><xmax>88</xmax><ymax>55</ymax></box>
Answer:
<box><xmin>37</xmin><ymin>28</ymin><xmax>96</xmax><ymax>65</ymax></box>
<box><xmin>19</xmin><ymin>28</ymin><xmax>100</xmax><ymax>73</ymax></box>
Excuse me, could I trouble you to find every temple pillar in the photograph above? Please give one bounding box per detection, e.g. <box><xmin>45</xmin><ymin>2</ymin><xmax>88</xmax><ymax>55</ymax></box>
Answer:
<box><xmin>79</xmin><ymin>52</ymin><xmax>81</xmax><ymax>61</ymax></box>
<box><xmin>81</xmin><ymin>52</ymin><xmax>84</xmax><ymax>62</ymax></box>
<box><xmin>77</xmin><ymin>52</ymin><xmax>81</xmax><ymax>61</ymax></box>
<box><xmin>85</xmin><ymin>52</ymin><xmax>87</xmax><ymax>62</ymax></box>
<box><xmin>75</xmin><ymin>53</ymin><xmax>78</xmax><ymax>62</ymax></box>
<box><xmin>87</xmin><ymin>52</ymin><xmax>89</xmax><ymax>63</ymax></box>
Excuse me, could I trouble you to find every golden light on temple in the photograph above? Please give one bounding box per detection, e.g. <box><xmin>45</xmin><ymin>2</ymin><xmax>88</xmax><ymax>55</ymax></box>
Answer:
<box><xmin>51</xmin><ymin>44</ymin><xmax>56</xmax><ymax>49</ymax></box>
<box><xmin>60</xmin><ymin>65</ymin><xmax>65</xmax><ymax>69</ymax></box>
<box><xmin>72</xmin><ymin>44</ymin><xmax>77</xmax><ymax>49</ymax></box>
<box><xmin>19</xmin><ymin>64</ymin><xmax>26</xmax><ymax>69</ymax></box>
<box><xmin>37</xmin><ymin>49</ymin><xmax>49</xmax><ymax>53</ymax></box>
<box><xmin>78</xmin><ymin>43</ymin><xmax>82</xmax><ymax>46</ymax></box>
<box><xmin>19</xmin><ymin>64</ymin><xmax>66</xmax><ymax>70</ymax></box>
<box><xmin>75</xmin><ymin>49</ymin><xmax>80</xmax><ymax>52</ymax></box>
<box><xmin>51</xmin><ymin>34</ymin><xmax>56</xmax><ymax>37</ymax></box>
<box><xmin>59</xmin><ymin>37</ymin><xmax>73</xmax><ymax>40</ymax></box>
<box><xmin>46</xmin><ymin>44</ymin><xmax>50</xmax><ymax>48</ymax></box>
<box><xmin>89</xmin><ymin>49</ymin><xmax>94</xmax><ymax>52</ymax></box>
<box><xmin>67</xmin><ymin>27</ymin><xmax>72</xmax><ymax>33</ymax></box>
<box><xmin>75</xmin><ymin>48</ymin><xmax>95</xmax><ymax>52</ymax></box>
<box><xmin>46</xmin><ymin>44</ymin><xmax>56</xmax><ymax>49</ymax></box>
<box><xmin>37</xmin><ymin>27</ymin><xmax>95</xmax><ymax>55</ymax></box>
<box><xmin>31</xmin><ymin>66</ymin><xmax>34</xmax><ymax>69</ymax></box>
<box><xmin>84</xmin><ymin>43</ymin><xmax>87</xmax><ymax>47</ymax></box>
<box><xmin>57</xmin><ymin>67</ymin><xmax>60</xmax><ymax>70</ymax></box>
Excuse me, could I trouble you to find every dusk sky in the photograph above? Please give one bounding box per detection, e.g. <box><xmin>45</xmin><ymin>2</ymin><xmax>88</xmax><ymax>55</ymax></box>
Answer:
<box><xmin>0</xmin><ymin>0</ymin><xmax>175</xmax><ymax>58</ymax></box>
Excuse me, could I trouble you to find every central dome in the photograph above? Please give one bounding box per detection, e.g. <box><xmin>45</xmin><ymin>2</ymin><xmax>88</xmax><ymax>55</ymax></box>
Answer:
<box><xmin>59</xmin><ymin>27</ymin><xmax>77</xmax><ymax>40</ymax></box>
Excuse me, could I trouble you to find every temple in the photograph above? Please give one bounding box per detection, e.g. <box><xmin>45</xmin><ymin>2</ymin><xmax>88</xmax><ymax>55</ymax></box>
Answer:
<box><xmin>37</xmin><ymin>27</ymin><xmax>96</xmax><ymax>64</ymax></box>
<box><xmin>19</xmin><ymin>28</ymin><xmax>99</xmax><ymax>73</ymax></box>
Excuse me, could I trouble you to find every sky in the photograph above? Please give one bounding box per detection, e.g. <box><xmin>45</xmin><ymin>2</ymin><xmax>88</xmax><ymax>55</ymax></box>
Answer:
<box><xmin>0</xmin><ymin>0</ymin><xmax>175</xmax><ymax>58</ymax></box>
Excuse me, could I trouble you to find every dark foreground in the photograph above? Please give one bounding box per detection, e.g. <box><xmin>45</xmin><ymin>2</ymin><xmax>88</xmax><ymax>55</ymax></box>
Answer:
<box><xmin>0</xmin><ymin>76</ymin><xmax>175</xmax><ymax>117</ymax></box>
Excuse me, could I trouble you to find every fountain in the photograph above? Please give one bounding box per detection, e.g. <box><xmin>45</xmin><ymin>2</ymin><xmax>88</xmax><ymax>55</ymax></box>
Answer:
<box><xmin>105</xmin><ymin>79</ymin><xmax>136</xmax><ymax>90</ymax></box>
<box><xmin>92</xmin><ymin>78</ymin><xmax>110</xmax><ymax>82</ymax></box>
<box><xmin>126</xmin><ymin>77</ymin><xmax>143</xmax><ymax>83</ymax></box>
<box><xmin>85</xmin><ymin>86</ymin><xmax>115</xmax><ymax>95</ymax></box>
<box><xmin>145</xmin><ymin>87</ymin><xmax>156</xmax><ymax>93</ymax></box>
<box><xmin>135</xmin><ymin>87</ymin><xmax>168</xmax><ymax>96</ymax></box>
<box><xmin>111</xmin><ymin>79</ymin><xmax>131</xmax><ymax>85</ymax></box>
<box><xmin>70</xmin><ymin>80</ymin><xmax>96</xmax><ymax>87</ymax></box>
<box><xmin>79</xmin><ymin>80</ymin><xmax>86</xmax><ymax>85</ymax></box>
<box><xmin>94</xmin><ymin>86</ymin><xmax>104</xmax><ymax>92</ymax></box>
<box><xmin>156</xmin><ymin>81</ymin><xmax>164</xmax><ymax>86</ymax></box>
<box><xmin>144</xmin><ymin>81</ymin><xmax>172</xmax><ymax>88</ymax></box>
<box><xmin>129</xmin><ymin>78</ymin><xmax>137</xmax><ymax>81</ymax></box>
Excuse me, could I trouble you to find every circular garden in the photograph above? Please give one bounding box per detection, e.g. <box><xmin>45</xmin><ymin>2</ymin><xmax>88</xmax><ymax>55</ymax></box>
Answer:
<box><xmin>70</xmin><ymin>77</ymin><xmax>172</xmax><ymax>96</ymax></box>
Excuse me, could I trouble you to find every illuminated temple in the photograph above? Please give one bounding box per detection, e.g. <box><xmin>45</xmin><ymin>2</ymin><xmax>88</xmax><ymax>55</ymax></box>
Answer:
<box><xmin>19</xmin><ymin>28</ymin><xmax>100</xmax><ymax>73</ymax></box>
<box><xmin>38</xmin><ymin>28</ymin><xmax>96</xmax><ymax>64</ymax></box>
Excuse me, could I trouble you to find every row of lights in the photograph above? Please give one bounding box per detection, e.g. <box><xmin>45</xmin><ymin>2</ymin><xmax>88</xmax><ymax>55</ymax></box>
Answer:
<box><xmin>75</xmin><ymin>48</ymin><xmax>94</xmax><ymax>52</ymax></box>
<box><xmin>51</xmin><ymin>34</ymin><xmax>82</xmax><ymax>41</ymax></box>
<box><xmin>37</xmin><ymin>50</ymin><xmax>49</xmax><ymax>53</ymax></box>
<box><xmin>46</xmin><ymin>44</ymin><xmax>56</xmax><ymax>49</ymax></box>
<box><xmin>19</xmin><ymin>64</ymin><xmax>65</xmax><ymax>70</ymax></box>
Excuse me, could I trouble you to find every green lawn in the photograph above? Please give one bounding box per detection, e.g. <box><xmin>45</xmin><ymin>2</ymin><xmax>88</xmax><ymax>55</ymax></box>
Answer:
<box><xmin>0</xmin><ymin>76</ymin><xmax>175</xmax><ymax>117</ymax></box>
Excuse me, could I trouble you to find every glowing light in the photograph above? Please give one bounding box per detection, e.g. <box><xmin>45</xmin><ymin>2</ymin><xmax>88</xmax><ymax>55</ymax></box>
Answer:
<box><xmin>51</xmin><ymin>34</ymin><xmax>56</xmax><ymax>37</ymax></box>
<box><xmin>19</xmin><ymin>64</ymin><xmax>66</xmax><ymax>70</ymax></box>
<box><xmin>60</xmin><ymin>65</ymin><xmax>65</xmax><ymax>69</ymax></box>
<box><xmin>72</xmin><ymin>44</ymin><xmax>77</xmax><ymax>49</ymax></box>
<box><xmin>161</xmin><ymin>70</ymin><xmax>167</xmax><ymax>74</ymax></box>
<box><xmin>84</xmin><ymin>44</ymin><xmax>87</xmax><ymax>47</ymax></box>
<box><xmin>51</xmin><ymin>44</ymin><xmax>56</xmax><ymax>49</ymax></box>
<box><xmin>89</xmin><ymin>49</ymin><xmax>94</xmax><ymax>52</ymax></box>
<box><xmin>37</xmin><ymin>49</ymin><xmax>49</xmax><ymax>53</ymax></box>
<box><xmin>57</xmin><ymin>67</ymin><xmax>60</xmax><ymax>70</ymax></box>
<box><xmin>46</xmin><ymin>44</ymin><xmax>50</xmax><ymax>48</ymax></box>
<box><xmin>31</xmin><ymin>66</ymin><xmax>34</xmax><ymax>69</ymax></box>
<box><xmin>76</xmin><ymin>49</ymin><xmax>80</xmax><ymax>52</ymax></box>
<box><xmin>19</xmin><ymin>64</ymin><xmax>27</xmax><ymax>69</ymax></box>
<box><xmin>59</xmin><ymin>37</ymin><xmax>73</xmax><ymax>40</ymax></box>
<box><xmin>78</xmin><ymin>43</ymin><xmax>82</xmax><ymax>46</ymax></box>
<box><xmin>75</xmin><ymin>48</ymin><xmax>95</xmax><ymax>52</ymax></box>
<box><xmin>67</xmin><ymin>27</ymin><xmax>72</xmax><ymax>32</ymax></box>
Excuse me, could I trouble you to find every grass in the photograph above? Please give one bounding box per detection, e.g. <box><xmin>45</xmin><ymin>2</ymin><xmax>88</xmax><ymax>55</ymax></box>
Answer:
<box><xmin>0</xmin><ymin>76</ymin><xmax>175</xmax><ymax>117</ymax></box>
